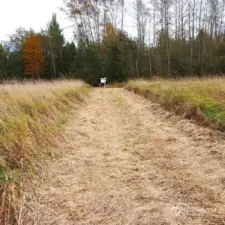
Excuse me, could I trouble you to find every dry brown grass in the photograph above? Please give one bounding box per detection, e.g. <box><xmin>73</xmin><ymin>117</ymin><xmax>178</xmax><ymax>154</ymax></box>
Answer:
<box><xmin>0</xmin><ymin>80</ymin><xmax>91</xmax><ymax>224</ymax></box>
<box><xmin>126</xmin><ymin>77</ymin><xmax>225</xmax><ymax>130</ymax></box>
<box><xmin>22</xmin><ymin>88</ymin><xmax>225</xmax><ymax>225</ymax></box>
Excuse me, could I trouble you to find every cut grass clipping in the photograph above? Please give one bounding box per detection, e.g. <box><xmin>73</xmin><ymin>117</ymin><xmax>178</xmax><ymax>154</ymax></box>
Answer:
<box><xmin>0</xmin><ymin>80</ymin><xmax>90</xmax><ymax>223</ymax></box>
<box><xmin>126</xmin><ymin>78</ymin><xmax>225</xmax><ymax>131</ymax></box>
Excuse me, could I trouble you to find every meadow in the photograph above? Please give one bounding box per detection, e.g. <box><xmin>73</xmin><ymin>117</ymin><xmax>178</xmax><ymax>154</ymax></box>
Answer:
<box><xmin>0</xmin><ymin>80</ymin><xmax>90</xmax><ymax>222</ymax></box>
<box><xmin>126</xmin><ymin>77</ymin><xmax>225</xmax><ymax>131</ymax></box>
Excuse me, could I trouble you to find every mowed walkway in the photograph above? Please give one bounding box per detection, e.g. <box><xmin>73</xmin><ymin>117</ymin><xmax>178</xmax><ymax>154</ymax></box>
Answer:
<box><xmin>22</xmin><ymin>88</ymin><xmax>225</xmax><ymax>225</ymax></box>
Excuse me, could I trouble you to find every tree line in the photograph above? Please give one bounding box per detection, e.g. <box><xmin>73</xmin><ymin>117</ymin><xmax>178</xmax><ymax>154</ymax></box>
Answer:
<box><xmin>1</xmin><ymin>0</ymin><xmax>225</xmax><ymax>84</ymax></box>
<box><xmin>0</xmin><ymin>14</ymin><xmax>77</xmax><ymax>81</ymax></box>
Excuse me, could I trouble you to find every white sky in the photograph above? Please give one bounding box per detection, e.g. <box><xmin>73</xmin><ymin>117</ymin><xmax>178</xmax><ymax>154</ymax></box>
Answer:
<box><xmin>0</xmin><ymin>0</ymin><xmax>137</xmax><ymax>42</ymax></box>
<box><xmin>0</xmin><ymin>0</ymin><xmax>74</xmax><ymax>41</ymax></box>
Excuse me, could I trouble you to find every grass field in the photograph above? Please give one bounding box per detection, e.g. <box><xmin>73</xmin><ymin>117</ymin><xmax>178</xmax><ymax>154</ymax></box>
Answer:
<box><xmin>21</xmin><ymin>88</ymin><xmax>225</xmax><ymax>224</ymax></box>
<box><xmin>126</xmin><ymin>78</ymin><xmax>225</xmax><ymax>131</ymax></box>
<box><xmin>0</xmin><ymin>80</ymin><xmax>90</xmax><ymax>222</ymax></box>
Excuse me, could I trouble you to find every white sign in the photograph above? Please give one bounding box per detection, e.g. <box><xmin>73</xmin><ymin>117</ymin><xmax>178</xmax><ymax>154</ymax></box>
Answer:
<box><xmin>100</xmin><ymin>78</ymin><xmax>107</xmax><ymax>84</ymax></box>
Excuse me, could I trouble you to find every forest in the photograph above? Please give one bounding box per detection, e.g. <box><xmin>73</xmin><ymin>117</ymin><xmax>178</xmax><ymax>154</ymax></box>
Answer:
<box><xmin>1</xmin><ymin>0</ymin><xmax>225</xmax><ymax>84</ymax></box>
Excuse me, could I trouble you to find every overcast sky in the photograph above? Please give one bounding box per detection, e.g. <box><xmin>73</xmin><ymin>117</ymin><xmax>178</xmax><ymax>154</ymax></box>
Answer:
<box><xmin>0</xmin><ymin>0</ymin><xmax>137</xmax><ymax>42</ymax></box>
<box><xmin>0</xmin><ymin>0</ymin><xmax>74</xmax><ymax>41</ymax></box>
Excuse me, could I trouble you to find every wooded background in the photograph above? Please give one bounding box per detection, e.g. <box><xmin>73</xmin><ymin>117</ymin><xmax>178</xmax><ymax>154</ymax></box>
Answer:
<box><xmin>1</xmin><ymin>0</ymin><xmax>225</xmax><ymax>84</ymax></box>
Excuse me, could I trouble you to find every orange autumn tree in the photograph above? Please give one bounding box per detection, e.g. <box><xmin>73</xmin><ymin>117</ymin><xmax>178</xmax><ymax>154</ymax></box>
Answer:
<box><xmin>23</xmin><ymin>35</ymin><xmax>45</xmax><ymax>78</ymax></box>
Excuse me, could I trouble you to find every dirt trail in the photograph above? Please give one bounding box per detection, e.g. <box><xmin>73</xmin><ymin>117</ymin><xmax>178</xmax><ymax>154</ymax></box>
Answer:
<box><xmin>22</xmin><ymin>88</ymin><xmax>225</xmax><ymax>225</ymax></box>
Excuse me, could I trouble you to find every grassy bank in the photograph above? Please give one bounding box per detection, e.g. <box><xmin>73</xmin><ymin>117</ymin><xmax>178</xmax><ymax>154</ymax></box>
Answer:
<box><xmin>0</xmin><ymin>80</ymin><xmax>90</xmax><ymax>223</ymax></box>
<box><xmin>126</xmin><ymin>78</ymin><xmax>225</xmax><ymax>131</ymax></box>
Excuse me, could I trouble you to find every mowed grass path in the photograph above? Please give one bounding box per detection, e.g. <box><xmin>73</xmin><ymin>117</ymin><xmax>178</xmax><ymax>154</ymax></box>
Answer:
<box><xmin>22</xmin><ymin>88</ymin><xmax>225</xmax><ymax>225</ymax></box>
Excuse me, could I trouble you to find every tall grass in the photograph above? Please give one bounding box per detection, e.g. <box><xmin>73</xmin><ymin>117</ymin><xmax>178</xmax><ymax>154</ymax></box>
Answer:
<box><xmin>0</xmin><ymin>80</ymin><xmax>90</xmax><ymax>223</ymax></box>
<box><xmin>126</xmin><ymin>78</ymin><xmax>225</xmax><ymax>130</ymax></box>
